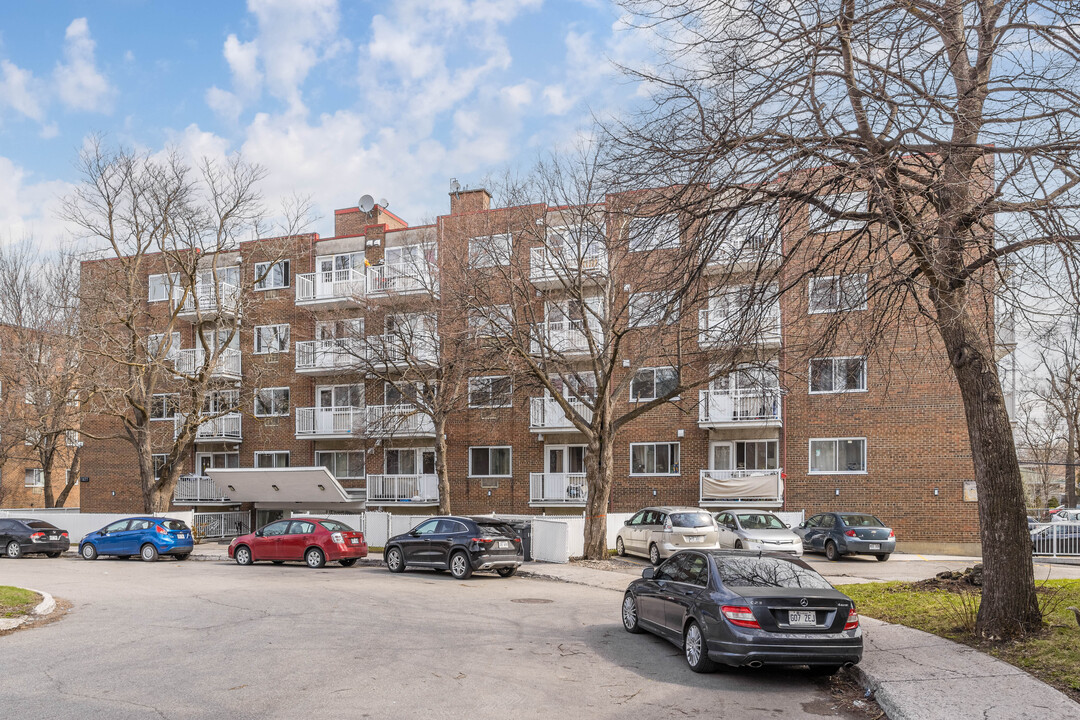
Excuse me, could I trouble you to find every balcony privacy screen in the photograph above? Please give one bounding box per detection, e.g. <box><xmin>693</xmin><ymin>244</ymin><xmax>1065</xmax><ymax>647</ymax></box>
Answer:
<box><xmin>701</xmin><ymin>470</ymin><xmax>779</xmax><ymax>499</ymax></box>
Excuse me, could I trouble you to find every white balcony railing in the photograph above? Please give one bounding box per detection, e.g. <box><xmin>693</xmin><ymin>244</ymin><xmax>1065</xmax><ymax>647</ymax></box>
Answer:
<box><xmin>366</xmin><ymin>334</ymin><xmax>439</xmax><ymax>366</ymax></box>
<box><xmin>296</xmin><ymin>268</ymin><xmax>365</xmax><ymax>304</ymax></box>
<box><xmin>529</xmin><ymin>472</ymin><xmax>588</xmax><ymax>504</ymax></box>
<box><xmin>707</xmin><ymin>235</ymin><xmax>780</xmax><ymax>270</ymax></box>
<box><xmin>366</xmin><ymin>474</ymin><xmax>439</xmax><ymax>504</ymax></box>
<box><xmin>698</xmin><ymin>305</ymin><xmax>781</xmax><ymax>347</ymax></box>
<box><xmin>530</xmin><ymin>321</ymin><xmax>604</xmax><ymax>356</ymax></box>
<box><xmin>366</xmin><ymin>262</ymin><xmax>437</xmax><ymax>296</ymax></box>
<box><xmin>529</xmin><ymin>396</ymin><xmax>592</xmax><ymax>431</ymax></box>
<box><xmin>173</xmin><ymin>474</ymin><xmax>231</xmax><ymax>503</ymax></box>
<box><xmin>698</xmin><ymin>388</ymin><xmax>782</xmax><ymax>426</ymax></box>
<box><xmin>295</xmin><ymin>338</ymin><xmax>365</xmax><ymax>372</ymax></box>
<box><xmin>173</xmin><ymin>347</ymin><xmax>242</xmax><ymax>379</ymax></box>
<box><xmin>295</xmin><ymin>406</ymin><xmax>364</xmax><ymax>437</ymax></box>
<box><xmin>365</xmin><ymin>404</ymin><xmax>435</xmax><ymax>437</ymax></box>
<box><xmin>175</xmin><ymin>413</ymin><xmax>243</xmax><ymax>443</ymax></box>
<box><xmin>700</xmin><ymin>468</ymin><xmax>783</xmax><ymax>505</ymax></box>
<box><xmin>530</xmin><ymin>246</ymin><xmax>608</xmax><ymax>283</ymax></box>
<box><xmin>180</xmin><ymin>281</ymin><xmax>241</xmax><ymax>316</ymax></box>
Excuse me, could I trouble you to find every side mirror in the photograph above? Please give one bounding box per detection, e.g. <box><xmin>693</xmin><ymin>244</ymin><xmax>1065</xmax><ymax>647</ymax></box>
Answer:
<box><xmin>255</xmin><ymin>529</ymin><xmax>264</xmax><ymax>537</ymax></box>
<box><xmin>624</xmin><ymin>519</ymin><xmax>631</xmax><ymax>526</ymax></box>
<box><xmin>641</xmin><ymin>567</ymin><xmax>655</xmax><ymax>580</ymax></box>
<box><xmin>798</xmin><ymin>522</ymin><xmax>806</xmax><ymax>529</ymax></box>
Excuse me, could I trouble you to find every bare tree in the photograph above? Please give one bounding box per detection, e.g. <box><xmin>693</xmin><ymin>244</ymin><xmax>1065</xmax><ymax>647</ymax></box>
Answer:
<box><xmin>1029</xmin><ymin>316</ymin><xmax>1080</xmax><ymax>508</ymax></box>
<box><xmin>1016</xmin><ymin>395</ymin><xmax>1064</xmax><ymax>510</ymax></box>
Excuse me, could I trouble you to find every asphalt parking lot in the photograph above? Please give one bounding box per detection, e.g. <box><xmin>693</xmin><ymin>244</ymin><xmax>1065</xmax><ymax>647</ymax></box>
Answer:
<box><xmin>0</xmin><ymin>556</ymin><xmax>868</xmax><ymax>720</ymax></box>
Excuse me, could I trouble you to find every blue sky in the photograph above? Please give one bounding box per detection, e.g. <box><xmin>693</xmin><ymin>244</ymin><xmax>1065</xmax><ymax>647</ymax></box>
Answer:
<box><xmin>0</xmin><ymin>0</ymin><xmax>654</xmax><ymax>244</ymax></box>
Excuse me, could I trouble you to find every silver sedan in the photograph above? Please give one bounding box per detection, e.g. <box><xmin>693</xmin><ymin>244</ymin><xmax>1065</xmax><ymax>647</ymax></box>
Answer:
<box><xmin>715</xmin><ymin>510</ymin><xmax>803</xmax><ymax>556</ymax></box>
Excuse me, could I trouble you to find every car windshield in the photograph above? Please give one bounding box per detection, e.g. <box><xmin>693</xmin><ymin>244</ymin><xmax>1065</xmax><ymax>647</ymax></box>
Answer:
<box><xmin>671</xmin><ymin>512</ymin><xmax>714</xmax><ymax>528</ymax></box>
<box><xmin>840</xmin><ymin>514</ymin><xmax>884</xmax><ymax>528</ymax></box>
<box><xmin>735</xmin><ymin>513</ymin><xmax>786</xmax><ymax>530</ymax></box>
<box><xmin>477</xmin><ymin>522</ymin><xmax>517</xmax><ymax>538</ymax></box>
<box><xmin>715</xmin><ymin>555</ymin><xmax>833</xmax><ymax>589</ymax></box>
<box><xmin>319</xmin><ymin>520</ymin><xmax>355</xmax><ymax>532</ymax></box>
<box><xmin>162</xmin><ymin>520</ymin><xmax>187</xmax><ymax>531</ymax></box>
<box><xmin>26</xmin><ymin>521</ymin><xmax>58</xmax><ymax>529</ymax></box>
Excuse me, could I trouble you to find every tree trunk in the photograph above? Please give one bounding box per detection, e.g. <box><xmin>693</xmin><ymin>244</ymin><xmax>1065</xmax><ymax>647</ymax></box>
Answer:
<box><xmin>936</xmin><ymin>309</ymin><xmax>1041</xmax><ymax>638</ymax></box>
<box><xmin>435</xmin><ymin>415</ymin><xmax>452</xmax><ymax>515</ymax></box>
<box><xmin>583</xmin><ymin>432</ymin><xmax>614</xmax><ymax>560</ymax></box>
<box><xmin>1066</xmin><ymin>424</ymin><xmax>1076</xmax><ymax>509</ymax></box>
<box><xmin>42</xmin><ymin>444</ymin><xmax>58</xmax><ymax>508</ymax></box>
<box><xmin>54</xmin><ymin>445</ymin><xmax>82</xmax><ymax>508</ymax></box>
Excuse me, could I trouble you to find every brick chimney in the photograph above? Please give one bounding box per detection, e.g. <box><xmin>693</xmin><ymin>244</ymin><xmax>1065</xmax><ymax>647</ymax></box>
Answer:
<box><xmin>449</xmin><ymin>188</ymin><xmax>492</xmax><ymax>215</ymax></box>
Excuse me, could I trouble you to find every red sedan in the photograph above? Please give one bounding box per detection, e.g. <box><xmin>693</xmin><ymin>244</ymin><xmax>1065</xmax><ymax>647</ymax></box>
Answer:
<box><xmin>229</xmin><ymin>518</ymin><xmax>368</xmax><ymax>568</ymax></box>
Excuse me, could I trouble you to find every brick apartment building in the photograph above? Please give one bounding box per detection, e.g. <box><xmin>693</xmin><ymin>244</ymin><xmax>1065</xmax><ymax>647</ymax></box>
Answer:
<box><xmin>77</xmin><ymin>186</ymin><xmax>1011</xmax><ymax>554</ymax></box>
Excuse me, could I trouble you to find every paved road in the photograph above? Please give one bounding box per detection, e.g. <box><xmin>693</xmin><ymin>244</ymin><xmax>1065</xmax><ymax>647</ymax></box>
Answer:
<box><xmin>0</xmin><ymin>556</ymin><xmax>863</xmax><ymax>720</ymax></box>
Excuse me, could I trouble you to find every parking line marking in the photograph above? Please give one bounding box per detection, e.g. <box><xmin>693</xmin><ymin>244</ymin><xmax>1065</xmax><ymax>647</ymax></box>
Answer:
<box><xmin>917</xmin><ymin>554</ymin><xmax>927</xmax><ymax>561</ymax></box>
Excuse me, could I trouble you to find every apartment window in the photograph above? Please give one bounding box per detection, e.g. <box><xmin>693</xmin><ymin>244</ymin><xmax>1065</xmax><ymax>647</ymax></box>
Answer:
<box><xmin>254</xmin><ymin>324</ymin><xmax>290</xmax><ymax>354</ymax></box>
<box><xmin>808</xmin><ymin>275</ymin><xmax>867</xmax><ymax>313</ymax></box>
<box><xmin>469</xmin><ymin>446</ymin><xmax>512</xmax><ymax>477</ymax></box>
<box><xmin>254</xmin><ymin>260</ymin><xmax>290</xmax><ymax>290</ymax></box>
<box><xmin>254</xmin><ymin>388</ymin><xmax>291</xmax><ymax>417</ymax></box>
<box><xmin>469</xmin><ymin>376</ymin><xmax>512</xmax><ymax>408</ymax></box>
<box><xmin>628</xmin><ymin>215</ymin><xmax>680</xmax><ymax>252</ymax></box>
<box><xmin>629</xmin><ymin>291</ymin><xmax>677</xmax><ymax>327</ymax></box>
<box><xmin>630</xmin><ymin>442</ymin><xmax>680</xmax><ymax>476</ymax></box>
<box><xmin>316</xmin><ymin>451</ymin><xmax>365</xmax><ymax>480</ymax></box>
<box><xmin>809</xmin><ymin>438</ymin><xmax>867</xmax><ymax>474</ymax></box>
<box><xmin>630</xmin><ymin>367</ymin><xmax>678</xmax><ymax>402</ymax></box>
<box><xmin>24</xmin><ymin>468</ymin><xmax>44</xmax><ymax>487</ymax></box>
<box><xmin>65</xmin><ymin>430</ymin><xmax>80</xmax><ymax>447</ymax></box>
<box><xmin>153</xmin><ymin>454</ymin><xmax>168</xmax><ymax>479</ymax></box>
<box><xmin>469</xmin><ymin>234</ymin><xmax>512</xmax><ymax>267</ymax></box>
<box><xmin>808</xmin><ymin>192</ymin><xmax>868</xmax><ymax>233</ymax></box>
<box><xmin>810</xmin><ymin>357</ymin><xmax>867</xmax><ymax>394</ymax></box>
<box><xmin>148</xmin><ymin>273</ymin><xmax>179</xmax><ymax>302</ymax></box>
<box><xmin>469</xmin><ymin>305</ymin><xmax>512</xmax><ymax>337</ymax></box>
<box><xmin>148</xmin><ymin>332</ymin><xmax>181</xmax><ymax>360</ymax></box>
<box><xmin>319</xmin><ymin>384</ymin><xmax>364</xmax><ymax>408</ymax></box>
<box><xmin>254</xmin><ymin>451</ymin><xmax>290</xmax><ymax>468</ymax></box>
<box><xmin>150</xmin><ymin>393</ymin><xmax>179</xmax><ymax>420</ymax></box>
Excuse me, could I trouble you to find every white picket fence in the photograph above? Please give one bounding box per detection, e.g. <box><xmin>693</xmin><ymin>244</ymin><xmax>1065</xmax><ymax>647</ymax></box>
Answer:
<box><xmin>0</xmin><ymin>509</ymin><xmax>196</xmax><ymax>544</ymax></box>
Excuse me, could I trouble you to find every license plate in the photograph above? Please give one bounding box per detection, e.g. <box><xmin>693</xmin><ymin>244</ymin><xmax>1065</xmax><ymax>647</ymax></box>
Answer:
<box><xmin>869</xmin><ymin>543</ymin><xmax>881</xmax><ymax>550</ymax></box>
<box><xmin>686</xmin><ymin>536</ymin><xmax>704</xmax><ymax>543</ymax></box>
<box><xmin>788</xmin><ymin>610</ymin><xmax>817</xmax><ymax>626</ymax></box>
<box><xmin>49</xmin><ymin>536</ymin><xmax>59</xmax><ymax>540</ymax></box>
<box><xmin>498</xmin><ymin>541</ymin><xmax>510</xmax><ymax>549</ymax></box>
<box><xmin>350</xmin><ymin>538</ymin><xmax>359</xmax><ymax>544</ymax></box>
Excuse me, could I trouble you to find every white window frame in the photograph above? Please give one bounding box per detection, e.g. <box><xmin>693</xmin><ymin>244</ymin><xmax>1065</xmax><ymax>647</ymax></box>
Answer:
<box><xmin>148</xmin><ymin>273</ymin><xmax>179</xmax><ymax>302</ymax></box>
<box><xmin>254</xmin><ymin>451</ymin><xmax>290</xmax><ymax>468</ymax></box>
<box><xmin>468</xmin><ymin>446</ymin><xmax>512</xmax><ymax>478</ymax></box>
<box><xmin>315</xmin><ymin>450</ymin><xmax>365</xmax><ymax>480</ymax></box>
<box><xmin>629</xmin><ymin>442</ymin><xmax>681</xmax><ymax>476</ymax></box>
<box><xmin>629</xmin><ymin>291</ymin><xmax>678</xmax><ymax>327</ymax></box>
<box><xmin>24</xmin><ymin>468</ymin><xmax>44</xmax><ymax>487</ymax></box>
<box><xmin>808</xmin><ymin>192</ymin><xmax>868</xmax><ymax>233</ymax></box>
<box><xmin>630</xmin><ymin>367</ymin><xmax>678</xmax><ymax>402</ymax></box>
<box><xmin>468</xmin><ymin>305</ymin><xmax>512</xmax><ymax>337</ymax></box>
<box><xmin>153</xmin><ymin>454</ymin><xmax>168</xmax><ymax>480</ymax></box>
<box><xmin>628</xmin><ymin>214</ymin><xmax>680</xmax><ymax>252</ymax></box>
<box><xmin>150</xmin><ymin>393</ymin><xmax>180</xmax><ymax>421</ymax></box>
<box><xmin>808</xmin><ymin>274</ymin><xmax>867</xmax><ymax>314</ymax></box>
<box><xmin>468</xmin><ymin>376</ymin><xmax>513</xmax><ymax>408</ymax></box>
<box><xmin>809</xmin><ymin>357</ymin><xmax>868</xmax><ymax>394</ymax></box>
<box><xmin>254</xmin><ymin>387</ymin><xmax>291</xmax><ymax>417</ymax></box>
<box><xmin>254</xmin><ymin>260</ymin><xmax>290</xmax><ymax>290</ymax></box>
<box><xmin>253</xmin><ymin>324</ymin><xmax>290</xmax><ymax>354</ymax></box>
<box><xmin>148</xmin><ymin>332</ymin><xmax>181</xmax><ymax>360</ymax></box>
<box><xmin>808</xmin><ymin>437</ymin><xmax>867</xmax><ymax>475</ymax></box>
<box><xmin>468</xmin><ymin>234</ymin><xmax>512</xmax><ymax>268</ymax></box>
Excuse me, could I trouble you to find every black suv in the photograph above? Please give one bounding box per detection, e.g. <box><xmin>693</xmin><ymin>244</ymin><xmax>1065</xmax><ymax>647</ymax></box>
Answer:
<box><xmin>384</xmin><ymin>516</ymin><xmax>524</xmax><ymax>579</ymax></box>
<box><xmin>0</xmin><ymin>518</ymin><xmax>71</xmax><ymax>558</ymax></box>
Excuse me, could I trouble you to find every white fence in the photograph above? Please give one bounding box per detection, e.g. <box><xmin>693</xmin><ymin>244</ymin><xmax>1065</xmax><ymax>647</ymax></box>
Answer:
<box><xmin>1031</xmin><ymin>522</ymin><xmax>1080</xmax><ymax>557</ymax></box>
<box><xmin>0</xmin><ymin>509</ymin><xmax>196</xmax><ymax>543</ymax></box>
<box><xmin>193</xmin><ymin>512</ymin><xmax>251</xmax><ymax>539</ymax></box>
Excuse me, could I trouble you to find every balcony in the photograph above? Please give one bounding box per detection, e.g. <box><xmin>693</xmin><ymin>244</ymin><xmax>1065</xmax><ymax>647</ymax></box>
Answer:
<box><xmin>295</xmin><ymin>338</ymin><xmax>365</xmax><ymax>375</ymax></box>
<box><xmin>529</xmin><ymin>396</ymin><xmax>592</xmax><ymax>433</ymax></box>
<box><xmin>366</xmin><ymin>474</ymin><xmax>440</xmax><ymax>505</ymax></box>
<box><xmin>177</xmin><ymin>281</ymin><xmax>241</xmax><ymax>320</ymax></box>
<box><xmin>295</xmin><ymin>268</ymin><xmax>365</xmax><ymax>307</ymax></box>
<box><xmin>295</xmin><ymin>406</ymin><xmax>364</xmax><ymax>439</ymax></box>
<box><xmin>705</xmin><ymin>237</ymin><xmax>781</xmax><ymax>275</ymax></box>
<box><xmin>529</xmin><ymin>472</ymin><xmax>587</xmax><ymax>506</ymax></box>
<box><xmin>366</xmin><ymin>334</ymin><xmax>438</xmax><ymax>369</ymax></box>
<box><xmin>174</xmin><ymin>347</ymin><xmax>242</xmax><ymax>380</ymax></box>
<box><xmin>365</xmin><ymin>404</ymin><xmax>435</xmax><ymax>437</ymax></box>
<box><xmin>366</xmin><ymin>262</ymin><xmax>438</xmax><ymax>298</ymax></box>
<box><xmin>699</xmin><ymin>468</ymin><xmax>783</xmax><ymax>507</ymax></box>
<box><xmin>529</xmin><ymin>246</ymin><xmax>607</xmax><ymax>288</ymax></box>
<box><xmin>698</xmin><ymin>388</ymin><xmax>782</xmax><ymax>428</ymax></box>
<box><xmin>995</xmin><ymin>311</ymin><xmax>1017</xmax><ymax>360</ymax></box>
<box><xmin>698</xmin><ymin>306</ymin><xmax>781</xmax><ymax>348</ymax></box>
<box><xmin>176</xmin><ymin>414</ymin><xmax>243</xmax><ymax>444</ymax></box>
<box><xmin>172</xmin><ymin>474</ymin><xmax>232</xmax><ymax>504</ymax></box>
<box><xmin>530</xmin><ymin>321</ymin><xmax>604</xmax><ymax>357</ymax></box>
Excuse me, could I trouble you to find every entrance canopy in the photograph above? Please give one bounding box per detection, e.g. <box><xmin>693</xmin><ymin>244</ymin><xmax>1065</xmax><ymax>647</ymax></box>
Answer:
<box><xmin>205</xmin><ymin>467</ymin><xmax>365</xmax><ymax>510</ymax></box>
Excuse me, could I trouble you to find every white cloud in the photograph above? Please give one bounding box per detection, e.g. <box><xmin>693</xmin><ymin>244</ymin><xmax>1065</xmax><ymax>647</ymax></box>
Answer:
<box><xmin>223</xmin><ymin>34</ymin><xmax>261</xmax><ymax>97</ymax></box>
<box><xmin>0</xmin><ymin>155</ymin><xmax>75</xmax><ymax>249</ymax></box>
<box><xmin>0</xmin><ymin>60</ymin><xmax>46</xmax><ymax>121</ymax></box>
<box><xmin>53</xmin><ymin>18</ymin><xmax>115</xmax><ymax>113</ymax></box>
<box><xmin>206</xmin><ymin>86</ymin><xmax>244</xmax><ymax>124</ymax></box>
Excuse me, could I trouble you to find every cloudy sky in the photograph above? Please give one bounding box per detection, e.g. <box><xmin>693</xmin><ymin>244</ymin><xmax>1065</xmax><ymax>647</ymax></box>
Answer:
<box><xmin>0</xmin><ymin>0</ymin><xmax>653</xmax><ymax>245</ymax></box>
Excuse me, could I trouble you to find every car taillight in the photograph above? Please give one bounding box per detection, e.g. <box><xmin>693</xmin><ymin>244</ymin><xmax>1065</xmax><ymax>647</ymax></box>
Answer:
<box><xmin>845</xmin><ymin>529</ymin><xmax>857</xmax><ymax>537</ymax></box>
<box><xmin>61</xmin><ymin>532</ymin><xmax>69</xmax><ymax>538</ymax></box>
<box><xmin>721</xmin><ymin>605</ymin><xmax>761</xmax><ymax>629</ymax></box>
<box><xmin>889</xmin><ymin>529</ymin><xmax>895</xmax><ymax>538</ymax></box>
<box><xmin>844</xmin><ymin>608</ymin><xmax>859</xmax><ymax>630</ymax></box>
<box><xmin>29</xmin><ymin>532</ymin><xmax>46</xmax><ymax>542</ymax></box>
<box><xmin>331</xmin><ymin>532</ymin><xmax>344</xmax><ymax>543</ymax></box>
<box><xmin>663</xmin><ymin>518</ymin><xmax>673</xmax><ymax>532</ymax></box>
<box><xmin>155</xmin><ymin>524</ymin><xmax>166</xmax><ymax>534</ymax></box>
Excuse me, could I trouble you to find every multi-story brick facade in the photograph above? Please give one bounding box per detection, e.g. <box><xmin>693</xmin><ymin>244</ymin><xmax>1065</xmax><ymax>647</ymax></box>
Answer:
<box><xmin>78</xmin><ymin>187</ymin><xmax>1000</xmax><ymax>553</ymax></box>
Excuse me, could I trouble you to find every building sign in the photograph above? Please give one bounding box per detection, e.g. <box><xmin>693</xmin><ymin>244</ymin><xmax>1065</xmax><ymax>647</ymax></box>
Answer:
<box><xmin>963</xmin><ymin>481</ymin><xmax>977</xmax><ymax>502</ymax></box>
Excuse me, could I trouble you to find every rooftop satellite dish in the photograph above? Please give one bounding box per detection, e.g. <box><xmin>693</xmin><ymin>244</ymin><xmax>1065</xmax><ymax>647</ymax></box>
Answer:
<box><xmin>379</xmin><ymin>198</ymin><xmax>389</xmax><ymax>209</ymax></box>
<box><xmin>358</xmin><ymin>195</ymin><xmax>375</xmax><ymax>212</ymax></box>
<box><xmin>450</xmin><ymin>178</ymin><xmax>461</xmax><ymax>193</ymax></box>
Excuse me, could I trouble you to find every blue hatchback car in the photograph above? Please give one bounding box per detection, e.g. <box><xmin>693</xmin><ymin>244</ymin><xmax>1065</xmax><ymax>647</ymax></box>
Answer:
<box><xmin>79</xmin><ymin>517</ymin><xmax>193</xmax><ymax>562</ymax></box>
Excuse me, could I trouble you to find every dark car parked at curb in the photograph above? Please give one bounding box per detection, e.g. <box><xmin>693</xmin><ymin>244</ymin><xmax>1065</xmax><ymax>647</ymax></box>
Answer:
<box><xmin>0</xmin><ymin>519</ymin><xmax>70</xmax><ymax>558</ymax></box>
<box><xmin>79</xmin><ymin>517</ymin><xmax>193</xmax><ymax>561</ymax></box>
<box><xmin>793</xmin><ymin>512</ymin><xmax>895</xmax><ymax>561</ymax></box>
<box><xmin>621</xmin><ymin>550</ymin><xmax>862</xmax><ymax>675</ymax></box>
<box><xmin>229</xmin><ymin>518</ymin><xmax>368</xmax><ymax>568</ymax></box>
<box><xmin>384</xmin><ymin>516</ymin><xmax>523</xmax><ymax>580</ymax></box>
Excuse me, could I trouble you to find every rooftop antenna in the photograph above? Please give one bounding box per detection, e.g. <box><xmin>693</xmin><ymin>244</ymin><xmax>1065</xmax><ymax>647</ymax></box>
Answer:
<box><xmin>358</xmin><ymin>194</ymin><xmax>375</xmax><ymax>213</ymax></box>
<box><xmin>450</xmin><ymin>178</ymin><xmax>461</xmax><ymax>193</ymax></box>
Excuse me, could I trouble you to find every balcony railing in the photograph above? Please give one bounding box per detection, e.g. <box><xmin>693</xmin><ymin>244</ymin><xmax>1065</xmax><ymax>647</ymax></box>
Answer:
<box><xmin>173</xmin><ymin>347</ymin><xmax>242</xmax><ymax>379</ymax></box>
<box><xmin>366</xmin><ymin>334</ymin><xmax>439</xmax><ymax>366</ymax></box>
<box><xmin>175</xmin><ymin>413</ymin><xmax>243</xmax><ymax>443</ymax></box>
<box><xmin>530</xmin><ymin>321</ymin><xmax>604</xmax><ymax>356</ymax></box>
<box><xmin>366</xmin><ymin>474</ymin><xmax>439</xmax><ymax>504</ymax></box>
<box><xmin>530</xmin><ymin>246</ymin><xmax>607</xmax><ymax>284</ymax></box>
<box><xmin>698</xmin><ymin>388</ymin><xmax>782</xmax><ymax>427</ymax></box>
<box><xmin>700</xmin><ymin>468</ymin><xmax>783</xmax><ymax>505</ymax></box>
<box><xmin>295</xmin><ymin>338</ymin><xmax>365</xmax><ymax>373</ymax></box>
<box><xmin>179</xmin><ymin>281</ymin><xmax>241</xmax><ymax>317</ymax></box>
<box><xmin>698</xmin><ymin>305</ymin><xmax>781</xmax><ymax>347</ymax></box>
<box><xmin>529</xmin><ymin>396</ymin><xmax>592</xmax><ymax>431</ymax></box>
<box><xmin>296</xmin><ymin>268</ymin><xmax>365</xmax><ymax>304</ymax></box>
<box><xmin>365</xmin><ymin>404</ymin><xmax>435</xmax><ymax>437</ymax></box>
<box><xmin>366</xmin><ymin>262</ymin><xmax>437</xmax><ymax>296</ymax></box>
<box><xmin>173</xmin><ymin>474</ymin><xmax>231</xmax><ymax>503</ymax></box>
<box><xmin>295</xmin><ymin>406</ymin><xmax>364</xmax><ymax>438</ymax></box>
<box><xmin>706</xmin><ymin>235</ymin><xmax>780</xmax><ymax>271</ymax></box>
<box><xmin>529</xmin><ymin>472</ymin><xmax>587</xmax><ymax>505</ymax></box>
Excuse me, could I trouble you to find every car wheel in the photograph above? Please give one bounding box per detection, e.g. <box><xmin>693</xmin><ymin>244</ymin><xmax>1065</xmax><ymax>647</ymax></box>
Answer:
<box><xmin>649</xmin><ymin>543</ymin><xmax>661</xmax><ymax>566</ymax></box>
<box><xmin>449</xmin><ymin>551</ymin><xmax>473</xmax><ymax>579</ymax></box>
<box><xmin>496</xmin><ymin>567</ymin><xmax>517</xmax><ymax>578</ymax></box>
<box><xmin>615</xmin><ymin>536</ymin><xmax>626</xmax><ymax>557</ymax></box>
<box><xmin>808</xmin><ymin>664</ymin><xmax>842</xmax><ymax>677</ymax></box>
<box><xmin>234</xmin><ymin>545</ymin><xmax>253</xmax><ymax>566</ymax></box>
<box><xmin>339</xmin><ymin>558</ymin><xmax>358</xmax><ymax>567</ymax></box>
<box><xmin>622</xmin><ymin>593</ymin><xmax>643</xmax><ymax>634</ymax></box>
<box><xmin>305</xmin><ymin>547</ymin><xmax>326</xmax><ymax>569</ymax></box>
<box><xmin>876</xmin><ymin>553</ymin><xmax>890</xmax><ymax>562</ymax></box>
<box><xmin>6</xmin><ymin>541</ymin><xmax>22</xmax><ymax>558</ymax></box>
<box><xmin>140</xmin><ymin>543</ymin><xmax>159</xmax><ymax>562</ymax></box>
<box><xmin>46</xmin><ymin>551</ymin><xmax>61</xmax><ymax>558</ymax></box>
<box><xmin>81</xmin><ymin>543</ymin><xmax>98</xmax><ymax>560</ymax></box>
<box><xmin>385</xmin><ymin>547</ymin><xmax>405</xmax><ymax>573</ymax></box>
<box><xmin>684</xmin><ymin>621</ymin><xmax>717</xmax><ymax>673</ymax></box>
<box><xmin>825</xmin><ymin>541</ymin><xmax>840</xmax><ymax>561</ymax></box>
<box><xmin>734</xmin><ymin>540</ymin><xmax>743</xmax><ymax>550</ymax></box>
<box><xmin>174</xmin><ymin>553</ymin><xmax>190</xmax><ymax>561</ymax></box>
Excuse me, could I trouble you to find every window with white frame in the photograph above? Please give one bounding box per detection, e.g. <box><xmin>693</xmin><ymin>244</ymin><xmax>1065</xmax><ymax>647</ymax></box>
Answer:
<box><xmin>153</xmin><ymin>454</ymin><xmax>168</xmax><ymax>479</ymax></box>
<box><xmin>65</xmin><ymin>430</ymin><xmax>80</xmax><ymax>447</ymax></box>
<box><xmin>809</xmin><ymin>438</ymin><xmax>867</xmax><ymax>473</ymax></box>
<box><xmin>468</xmin><ymin>305</ymin><xmax>512</xmax><ymax>337</ymax></box>
<box><xmin>468</xmin><ymin>376</ymin><xmax>512</xmax><ymax>408</ymax></box>
<box><xmin>469</xmin><ymin>234</ymin><xmax>512</xmax><ymax>267</ymax></box>
<box><xmin>629</xmin><ymin>291</ymin><xmax>678</xmax><ymax>327</ymax></box>
<box><xmin>808</xmin><ymin>275</ymin><xmax>867</xmax><ymax>313</ymax></box>
<box><xmin>25</xmin><ymin>427</ymin><xmax>40</xmax><ymax>445</ymax></box>
<box><xmin>254</xmin><ymin>324</ymin><xmax>290</xmax><ymax>354</ymax></box>
<box><xmin>630</xmin><ymin>367</ymin><xmax>678</xmax><ymax>402</ymax></box>
<box><xmin>469</xmin><ymin>446</ymin><xmax>512</xmax><ymax>477</ymax></box>
<box><xmin>319</xmin><ymin>384</ymin><xmax>364</xmax><ymax>408</ymax></box>
<box><xmin>629</xmin><ymin>215</ymin><xmax>680</xmax><ymax>252</ymax></box>
<box><xmin>254</xmin><ymin>451</ymin><xmax>290</xmax><ymax>468</ymax></box>
<box><xmin>316</xmin><ymin>451</ymin><xmax>365</xmax><ymax>479</ymax></box>
<box><xmin>254</xmin><ymin>387</ymin><xmax>291</xmax><ymax>417</ymax></box>
<box><xmin>254</xmin><ymin>260</ymin><xmax>290</xmax><ymax>290</ymax></box>
<box><xmin>808</xmin><ymin>192</ymin><xmax>868</xmax><ymax>233</ymax></box>
<box><xmin>809</xmin><ymin>357</ymin><xmax>867</xmax><ymax>393</ymax></box>
<box><xmin>148</xmin><ymin>273</ymin><xmax>179</xmax><ymax>302</ymax></box>
<box><xmin>630</xmin><ymin>442</ymin><xmax>680</xmax><ymax>475</ymax></box>
<box><xmin>24</xmin><ymin>468</ymin><xmax>44</xmax><ymax>487</ymax></box>
<box><xmin>150</xmin><ymin>393</ymin><xmax>179</xmax><ymax>420</ymax></box>
<box><xmin>148</xmin><ymin>332</ymin><xmax>181</xmax><ymax>360</ymax></box>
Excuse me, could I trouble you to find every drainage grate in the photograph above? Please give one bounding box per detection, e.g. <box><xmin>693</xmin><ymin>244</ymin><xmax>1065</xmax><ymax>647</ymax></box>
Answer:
<box><xmin>511</xmin><ymin>598</ymin><xmax>554</xmax><ymax>604</ymax></box>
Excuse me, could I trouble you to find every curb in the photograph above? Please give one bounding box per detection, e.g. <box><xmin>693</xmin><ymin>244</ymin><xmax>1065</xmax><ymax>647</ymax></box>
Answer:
<box><xmin>0</xmin><ymin>588</ymin><xmax>56</xmax><ymax>631</ymax></box>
